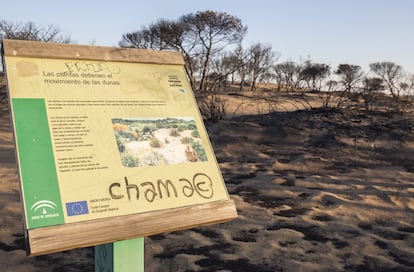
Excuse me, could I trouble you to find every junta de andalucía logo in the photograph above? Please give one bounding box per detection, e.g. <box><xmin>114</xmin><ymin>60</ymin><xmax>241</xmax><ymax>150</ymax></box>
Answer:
<box><xmin>30</xmin><ymin>200</ymin><xmax>60</xmax><ymax>220</ymax></box>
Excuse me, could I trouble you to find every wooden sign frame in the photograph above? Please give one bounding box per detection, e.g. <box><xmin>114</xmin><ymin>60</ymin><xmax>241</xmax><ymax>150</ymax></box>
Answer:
<box><xmin>2</xmin><ymin>39</ymin><xmax>237</xmax><ymax>256</ymax></box>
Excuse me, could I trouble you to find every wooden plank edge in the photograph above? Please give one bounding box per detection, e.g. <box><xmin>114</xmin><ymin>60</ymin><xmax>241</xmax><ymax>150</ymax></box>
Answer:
<box><xmin>26</xmin><ymin>199</ymin><xmax>237</xmax><ymax>256</ymax></box>
<box><xmin>2</xmin><ymin>39</ymin><xmax>185</xmax><ymax>65</ymax></box>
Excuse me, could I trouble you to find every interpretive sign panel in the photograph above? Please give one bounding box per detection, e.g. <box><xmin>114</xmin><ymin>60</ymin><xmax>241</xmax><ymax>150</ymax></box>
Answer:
<box><xmin>2</xmin><ymin>39</ymin><xmax>237</xmax><ymax>256</ymax></box>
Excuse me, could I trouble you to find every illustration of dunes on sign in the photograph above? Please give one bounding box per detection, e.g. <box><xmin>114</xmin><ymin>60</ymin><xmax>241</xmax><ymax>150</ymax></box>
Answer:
<box><xmin>111</xmin><ymin>117</ymin><xmax>208</xmax><ymax>167</ymax></box>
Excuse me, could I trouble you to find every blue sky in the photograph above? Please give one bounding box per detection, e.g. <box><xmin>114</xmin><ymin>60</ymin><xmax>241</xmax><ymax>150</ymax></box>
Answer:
<box><xmin>2</xmin><ymin>0</ymin><xmax>413</xmax><ymax>73</ymax></box>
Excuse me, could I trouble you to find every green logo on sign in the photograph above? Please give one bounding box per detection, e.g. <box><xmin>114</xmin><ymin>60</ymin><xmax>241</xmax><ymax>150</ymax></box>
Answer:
<box><xmin>31</xmin><ymin>200</ymin><xmax>58</xmax><ymax>214</ymax></box>
<box><xmin>29</xmin><ymin>200</ymin><xmax>61</xmax><ymax>222</ymax></box>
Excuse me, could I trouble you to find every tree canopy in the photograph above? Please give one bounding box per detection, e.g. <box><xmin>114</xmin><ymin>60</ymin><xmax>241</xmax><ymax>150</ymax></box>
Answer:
<box><xmin>119</xmin><ymin>10</ymin><xmax>247</xmax><ymax>91</ymax></box>
<box><xmin>0</xmin><ymin>19</ymin><xmax>71</xmax><ymax>43</ymax></box>
<box><xmin>369</xmin><ymin>61</ymin><xmax>404</xmax><ymax>97</ymax></box>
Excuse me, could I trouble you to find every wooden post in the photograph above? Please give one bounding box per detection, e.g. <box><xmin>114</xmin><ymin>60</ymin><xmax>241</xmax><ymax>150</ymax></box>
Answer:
<box><xmin>95</xmin><ymin>237</ymin><xmax>144</xmax><ymax>272</ymax></box>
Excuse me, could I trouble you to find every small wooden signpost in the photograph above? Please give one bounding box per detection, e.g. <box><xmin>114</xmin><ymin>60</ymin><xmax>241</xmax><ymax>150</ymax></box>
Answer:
<box><xmin>2</xmin><ymin>39</ymin><xmax>237</xmax><ymax>270</ymax></box>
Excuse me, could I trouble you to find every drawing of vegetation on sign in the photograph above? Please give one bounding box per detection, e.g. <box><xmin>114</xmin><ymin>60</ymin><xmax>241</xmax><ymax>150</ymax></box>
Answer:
<box><xmin>112</xmin><ymin>117</ymin><xmax>208</xmax><ymax>167</ymax></box>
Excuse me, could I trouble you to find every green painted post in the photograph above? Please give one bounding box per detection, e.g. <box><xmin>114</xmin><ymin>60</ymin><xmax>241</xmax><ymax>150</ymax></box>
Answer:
<box><xmin>95</xmin><ymin>237</ymin><xmax>144</xmax><ymax>272</ymax></box>
<box><xmin>95</xmin><ymin>243</ymin><xmax>113</xmax><ymax>272</ymax></box>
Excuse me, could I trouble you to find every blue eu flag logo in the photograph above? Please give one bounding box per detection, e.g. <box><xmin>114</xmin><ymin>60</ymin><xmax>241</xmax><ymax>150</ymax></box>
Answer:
<box><xmin>66</xmin><ymin>201</ymin><xmax>89</xmax><ymax>216</ymax></box>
